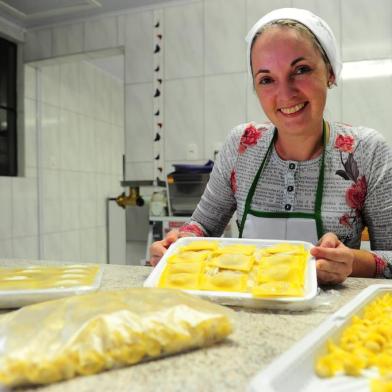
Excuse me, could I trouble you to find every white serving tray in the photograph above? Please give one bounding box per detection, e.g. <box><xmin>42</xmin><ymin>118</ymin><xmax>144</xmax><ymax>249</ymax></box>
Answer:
<box><xmin>248</xmin><ymin>284</ymin><xmax>392</xmax><ymax>392</ymax></box>
<box><xmin>143</xmin><ymin>237</ymin><xmax>317</xmax><ymax>310</ymax></box>
<box><xmin>0</xmin><ymin>265</ymin><xmax>104</xmax><ymax>309</ymax></box>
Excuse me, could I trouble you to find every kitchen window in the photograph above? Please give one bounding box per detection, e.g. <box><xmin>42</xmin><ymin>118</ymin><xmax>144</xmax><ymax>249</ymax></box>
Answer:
<box><xmin>0</xmin><ymin>36</ymin><xmax>17</xmax><ymax>176</ymax></box>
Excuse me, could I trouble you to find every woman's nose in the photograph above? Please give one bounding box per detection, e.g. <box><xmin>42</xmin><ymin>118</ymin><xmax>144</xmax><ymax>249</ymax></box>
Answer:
<box><xmin>277</xmin><ymin>80</ymin><xmax>298</xmax><ymax>100</ymax></box>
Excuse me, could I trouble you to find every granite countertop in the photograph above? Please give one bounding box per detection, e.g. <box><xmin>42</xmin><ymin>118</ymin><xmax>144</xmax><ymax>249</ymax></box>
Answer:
<box><xmin>0</xmin><ymin>260</ymin><xmax>383</xmax><ymax>392</ymax></box>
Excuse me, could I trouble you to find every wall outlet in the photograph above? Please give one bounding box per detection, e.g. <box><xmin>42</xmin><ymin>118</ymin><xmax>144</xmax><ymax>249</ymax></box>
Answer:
<box><xmin>186</xmin><ymin>143</ymin><xmax>198</xmax><ymax>160</ymax></box>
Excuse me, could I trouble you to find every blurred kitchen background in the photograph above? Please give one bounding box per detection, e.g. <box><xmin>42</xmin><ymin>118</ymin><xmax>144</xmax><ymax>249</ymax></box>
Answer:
<box><xmin>0</xmin><ymin>0</ymin><xmax>391</xmax><ymax>265</ymax></box>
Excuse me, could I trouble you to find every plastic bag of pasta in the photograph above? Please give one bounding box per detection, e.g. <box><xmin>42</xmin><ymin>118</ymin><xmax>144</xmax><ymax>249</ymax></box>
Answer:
<box><xmin>0</xmin><ymin>288</ymin><xmax>234</xmax><ymax>387</ymax></box>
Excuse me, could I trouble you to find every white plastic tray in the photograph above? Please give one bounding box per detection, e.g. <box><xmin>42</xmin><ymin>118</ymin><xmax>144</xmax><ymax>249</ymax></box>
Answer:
<box><xmin>0</xmin><ymin>264</ymin><xmax>103</xmax><ymax>309</ymax></box>
<box><xmin>248</xmin><ymin>284</ymin><xmax>392</xmax><ymax>392</ymax></box>
<box><xmin>143</xmin><ymin>237</ymin><xmax>317</xmax><ymax>310</ymax></box>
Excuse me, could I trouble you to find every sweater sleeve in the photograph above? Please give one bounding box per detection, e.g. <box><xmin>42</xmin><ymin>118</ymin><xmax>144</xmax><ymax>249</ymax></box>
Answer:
<box><xmin>179</xmin><ymin>125</ymin><xmax>243</xmax><ymax>237</ymax></box>
<box><xmin>361</xmin><ymin>128</ymin><xmax>392</xmax><ymax>277</ymax></box>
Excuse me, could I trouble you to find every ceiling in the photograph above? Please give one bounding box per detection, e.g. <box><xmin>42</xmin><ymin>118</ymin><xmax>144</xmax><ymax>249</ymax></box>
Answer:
<box><xmin>0</xmin><ymin>0</ymin><xmax>181</xmax><ymax>28</ymax></box>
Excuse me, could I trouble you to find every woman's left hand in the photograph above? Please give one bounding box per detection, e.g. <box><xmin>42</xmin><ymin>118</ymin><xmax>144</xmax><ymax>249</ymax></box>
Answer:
<box><xmin>310</xmin><ymin>232</ymin><xmax>354</xmax><ymax>285</ymax></box>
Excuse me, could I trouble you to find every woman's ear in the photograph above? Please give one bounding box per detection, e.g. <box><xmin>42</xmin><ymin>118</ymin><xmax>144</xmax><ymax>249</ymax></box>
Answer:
<box><xmin>327</xmin><ymin>67</ymin><xmax>336</xmax><ymax>88</ymax></box>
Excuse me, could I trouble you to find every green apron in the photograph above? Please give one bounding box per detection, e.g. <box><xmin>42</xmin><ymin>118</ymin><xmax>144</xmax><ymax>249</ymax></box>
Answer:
<box><xmin>238</xmin><ymin>121</ymin><xmax>326</xmax><ymax>244</ymax></box>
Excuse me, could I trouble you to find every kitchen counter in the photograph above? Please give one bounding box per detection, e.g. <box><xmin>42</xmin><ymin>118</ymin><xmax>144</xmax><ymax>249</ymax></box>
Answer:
<box><xmin>0</xmin><ymin>259</ymin><xmax>383</xmax><ymax>392</ymax></box>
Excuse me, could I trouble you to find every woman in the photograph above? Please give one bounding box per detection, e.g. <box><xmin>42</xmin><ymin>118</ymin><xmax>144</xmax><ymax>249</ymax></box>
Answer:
<box><xmin>150</xmin><ymin>8</ymin><xmax>392</xmax><ymax>284</ymax></box>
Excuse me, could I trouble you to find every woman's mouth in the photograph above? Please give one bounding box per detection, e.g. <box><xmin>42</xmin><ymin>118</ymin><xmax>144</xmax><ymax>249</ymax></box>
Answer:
<box><xmin>279</xmin><ymin>102</ymin><xmax>307</xmax><ymax>115</ymax></box>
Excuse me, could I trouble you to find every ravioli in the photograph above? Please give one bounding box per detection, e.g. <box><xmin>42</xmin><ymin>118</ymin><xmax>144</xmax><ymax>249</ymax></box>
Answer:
<box><xmin>208</xmin><ymin>253</ymin><xmax>254</xmax><ymax>272</ymax></box>
<box><xmin>262</xmin><ymin>243</ymin><xmax>306</xmax><ymax>255</ymax></box>
<box><xmin>180</xmin><ymin>240</ymin><xmax>218</xmax><ymax>252</ymax></box>
<box><xmin>215</xmin><ymin>244</ymin><xmax>256</xmax><ymax>256</ymax></box>
<box><xmin>200</xmin><ymin>270</ymin><xmax>247</xmax><ymax>292</ymax></box>
<box><xmin>158</xmin><ymin>240</ymin><xmax>309</xmax><ymax>298</ymax></box>
<box><xmin>167</xmin><ymin>251</ymin><xmax>209</xmax><ymax>264</ymax></box>
<box><xmin>158</xmin><ymin>262</ymin><xmax>202</xmax><ymax>290</ymax></box>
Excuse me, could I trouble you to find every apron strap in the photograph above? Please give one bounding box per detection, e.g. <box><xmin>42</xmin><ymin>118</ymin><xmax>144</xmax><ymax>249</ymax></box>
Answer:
<box><xmin>239</xmin><ymin>120</ymin><xmax>327</xmax><ymax>240</ymax></box>
<box><xmin>239</xmin><ymin>132</ymin><xmax>275</xmax><ymax>237</ymax></box>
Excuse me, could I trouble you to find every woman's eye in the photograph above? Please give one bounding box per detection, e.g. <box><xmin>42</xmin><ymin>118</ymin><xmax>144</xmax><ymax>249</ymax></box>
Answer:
<box><xmin>258</xmin><ymin>77</ymin><xmax>273</xmax><ymax>85</ymax></box>
<box><xmin>294</xmin><ymin>65</ymin><xmax>311</xmax><ymax>75</ymax></box>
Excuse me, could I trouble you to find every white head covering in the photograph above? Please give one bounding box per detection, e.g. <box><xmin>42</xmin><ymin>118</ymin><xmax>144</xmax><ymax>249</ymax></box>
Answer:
<box><xmin>245</xmin><ymin>8</ymin><xmax>341</xmax><ymax>84</ymax></box>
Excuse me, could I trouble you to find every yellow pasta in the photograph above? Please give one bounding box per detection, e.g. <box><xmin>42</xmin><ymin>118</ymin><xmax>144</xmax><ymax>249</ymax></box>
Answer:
<box><xmin>158</xmin><ymin>240</ymin><xmax>309</xmax><ymax>298</ymax></box>
<box><xmin>0</xmin><ymin>265</ymin><xmax>100</xmax><ymax>290</ymax></box>
<box><xmin>200</xmin><ymin>270</ymin><xmax>247</xmax><ymax>292</ymax></box>
<box><xmin>215</xmin><ymin>244</ymin><xmax>256</xmax><ymax>256</ymax></box>
<box><xmin>315</xmin><ymin>293</ymin><xmax>392</xmax><ymax>390</ymax></box>
<box><xmin>0</xmin><ymin>289</ymin><xmax>233</xmax><ymax>387</ymax></box>
<box><xmin>167</xmin><ymin>251</ymin><xmax>209</xmax><ymax>264</ymax></box>
<box><xmin>208</xmin><ymin>253</ymin><xmax>254</xmax><ymax>272</ymax></box>
<box><xmin>180</xmin><ymin>240</ymin><xmax>219</xmax><ymax>252</ymax></box>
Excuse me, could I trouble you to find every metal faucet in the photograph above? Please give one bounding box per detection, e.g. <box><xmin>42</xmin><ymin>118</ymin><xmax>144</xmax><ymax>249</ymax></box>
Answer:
<box><xmin>115</xmin><ymin>187</ymin><xmax>144</xmax><ymax>208</ymax></box>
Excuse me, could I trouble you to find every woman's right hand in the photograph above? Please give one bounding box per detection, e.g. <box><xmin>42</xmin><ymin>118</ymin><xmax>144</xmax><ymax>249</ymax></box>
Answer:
<box><xmin>149</xmin><ymin>229</ymin><xmax>181</xmax><ymax>266</ymax></box>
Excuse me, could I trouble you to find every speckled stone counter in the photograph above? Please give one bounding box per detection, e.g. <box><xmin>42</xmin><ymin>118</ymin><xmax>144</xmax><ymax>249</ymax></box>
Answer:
<box><xmin>0</xmin><ymin>260</ymin><xmax>383</xmax><ymax>392</ymax></box>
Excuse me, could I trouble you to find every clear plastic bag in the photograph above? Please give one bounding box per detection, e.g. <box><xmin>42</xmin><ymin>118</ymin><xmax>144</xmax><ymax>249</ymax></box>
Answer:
<box><xmin>0</xmin><ymin>288</ymin><xmax>234</xmax><ymax>387</ymax></box>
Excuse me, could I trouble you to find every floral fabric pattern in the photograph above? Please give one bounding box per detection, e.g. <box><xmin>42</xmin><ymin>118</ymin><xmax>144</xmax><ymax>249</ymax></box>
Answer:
<box><xmin>334</xmin><ymin>134</ymin><xmax>367</xmax><ymax>231</ymax></box>
<box><xmin>179</xmin><ymin>223</ymin><xmax>205</xmax><ymax>237</ymax></box>
<box><xmin>230</xmin><ymin>169</ymin><xmax>237</xmax><ymax>194</ymax></box>
<box><xmin>238</xmin><ymin>124</ymin><xmax>262</xmax><ymax>154</ymax></box>
<box><xmin>335</xmin><ymin>134</ymin><xmax>355</xmax><ymax>153</ymax></box>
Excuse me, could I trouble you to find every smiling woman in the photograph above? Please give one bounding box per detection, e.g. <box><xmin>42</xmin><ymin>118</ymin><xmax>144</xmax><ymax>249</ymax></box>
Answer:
<box><xmin>149</xmin><ymin>8</ymin><xmax>392</xmax><ymax>286</ymax></box>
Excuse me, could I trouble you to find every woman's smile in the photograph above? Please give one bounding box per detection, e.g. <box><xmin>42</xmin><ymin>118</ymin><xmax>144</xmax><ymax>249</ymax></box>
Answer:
<box><xmin>279</xmin><ymin>102</ymin><xmax>308</xmax><ymax>115</ymax></box>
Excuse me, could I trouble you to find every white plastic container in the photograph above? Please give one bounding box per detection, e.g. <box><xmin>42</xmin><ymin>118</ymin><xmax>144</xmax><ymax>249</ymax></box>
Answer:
<box><xmin>248</xmin><ymin>284</ymin><xmax>392</xmax><ymax>392</ymax></box>
<box><xmin>0</xmin><ymin>264</ymin><xmax>103</xmax><ymax>309</ymax></box>
<box><xmin>143</xmin><ymin>237</ymin><xmax>317</xmax><ymax>310</ymax></box>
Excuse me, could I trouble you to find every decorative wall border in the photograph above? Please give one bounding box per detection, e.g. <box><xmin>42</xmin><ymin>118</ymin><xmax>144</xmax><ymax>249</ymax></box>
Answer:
<box><xmin>152</xmin><ymin>9</ymin><xmax>164</xmax><ymax>184</ymax></box>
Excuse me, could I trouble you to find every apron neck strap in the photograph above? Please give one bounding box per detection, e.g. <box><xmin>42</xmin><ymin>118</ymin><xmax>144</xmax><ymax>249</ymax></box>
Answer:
<box><xmin>239</xmin><ymin>120</ymin><xmax>327</xmax><ymax>239</ymax></box>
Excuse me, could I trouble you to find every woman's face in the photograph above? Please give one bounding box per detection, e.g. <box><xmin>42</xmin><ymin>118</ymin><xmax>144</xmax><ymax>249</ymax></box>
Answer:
<box><xmin>251</xmin><ymin>26</ymin><xmax>333</xmax><ymax>137</ymax></box>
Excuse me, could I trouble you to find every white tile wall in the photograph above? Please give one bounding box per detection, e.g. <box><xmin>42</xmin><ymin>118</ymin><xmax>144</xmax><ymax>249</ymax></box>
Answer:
<box><xmin>52</xmin><ymin>23</ymin><xmax>84</xmax><ymax>57</ymax></box>
<box><xmin>13</xmin><ymin>236</ymin><xmax>39</xmax><ymax>259</ymax></box>
<box><xmin>125</xmin><ymin>83</ymin><xmax>153</xmax><ymax>162</ymax></box>
<box><xmin>60</xmin><ymin>110</ymin><xmax>80</xmax><ymax>171</ymax></box>
<box><xmin>61</xmin><ymin>230</ymin><xmax>80</xmax><ymax>262</ymax></box>
<box><xmin>125</xmin><ymin>161</ymin><xmax>153</xmax><ymax>181</ymax></box>
<box><xmin>79</xmin><ymin>172</ymin><xmax>97</xmax><ymax>229</ymax></box>
<box><xmin>204</xmin><ymin>73</ymin><xmax>247</xmax><ymax>158</ymax></box>
<box><xmin>60</xmin><ymin>62</ymin><xmax>80</xmax><ymax>113</ymax></box>
<box><xmin>79</xmin><ymin>114</ymin><xmax>96</xmax><ymax>172</ymax></box>
<box><xmin>204</xmin><ymin>0</ymin><xmax>247</xmax><ymax>75</ymax></box>
<box><xmin>16</xmin><ymin>55</ymin><xmax>125</xmax><ymax>262</ymax></box>
<box><xmin>341</xmin><ymin>0</ymin><xmax>392</xmax><ymax>61</ymax></box>
<box><xmin>24</xmin><ymin>29</ymin><xmax>52</xmax><ymax>61</ymax></box>
<box><xmin>84</xmin><ymin>16</ymin><xmax>118</xmax><ymax>52</ymax></box>
<box><xmin>24</xmin><ymin>65</ymin><xmax>36</xmax><ymax>100</ymax></box>
<box><xmin>125</xmin><ymin>11</ymin><xmax>153</xmax><ymax>84</ymax></box>
<box><xmin>41</xmin><ymin>64</ymin><xmax>60</xmax><ymax>107</ymax></box>
<box><xmin>41</xmin><ymin>104</ymin><xmax>61</xmax><ymax>169</ymax></box>
<box><xmin>342</xmin><ymin>76</ymin><xmax>392</xmax><ymax>146</ymax></box>
<box><xmin>79</xmin><ymin>62</ymin><xmax>96</xmax><ymax>118</ymax></box>
<box><xmin>0</xmin><ymin>177</ymin><xmax>12</xmax><ymax>240</ymax></box>
<box><xmin>246</xmin><ymin>0</ymin><xmax>292</xmax><ymax>30</ymax></box>
<box><xmin>12</xmin><ymin>176</ymin><xmax>38</xmax><ymax>237</ymax></box>
<box><xmin>164</xmin><ymin>77</ymin><xmax>204</xmax><ymax>161</ymax></box>
<box><xmin>164</xmin><ymin>2</ymin><xmax>204</xmax><ymax>79</ymax></box>
<box><xmin>61</xmin><ymin>171</ymin><xmax>80</xmax><ymax>231</ymax></box>
<box><xmin>0</xmin><ymin>239</ymin><xmax>13</xmax><ymax>258</ymax></box>
<box><xmin>24</xmin><ymin>98</ymin><xmax>37</xmax><ymax>169</ymax></box>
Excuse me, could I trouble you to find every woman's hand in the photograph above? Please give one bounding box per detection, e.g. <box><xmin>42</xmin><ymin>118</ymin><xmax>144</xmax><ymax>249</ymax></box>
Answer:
<box><xmin>149</xmin><ymin>229</ymin><xmax>180</xmax><ymax>266</ymax></box>
<box><xmin>310</xmin><ymin>232</ymin><xmax>354</xmax><ymax>285</ymax></box>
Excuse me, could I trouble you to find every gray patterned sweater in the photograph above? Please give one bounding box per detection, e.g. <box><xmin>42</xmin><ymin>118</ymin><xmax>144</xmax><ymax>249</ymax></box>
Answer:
<box><xmin>180</xmin><ymin>121</ymin><xmax>392</xmax><ymax>278</ymax></box>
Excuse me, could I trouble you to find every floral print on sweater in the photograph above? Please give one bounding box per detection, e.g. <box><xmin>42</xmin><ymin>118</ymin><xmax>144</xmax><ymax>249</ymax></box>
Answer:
<box><xmin>334</xmin><ymin>134</ymin><xmax>368</xmax><ymax>233</ymax></box>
